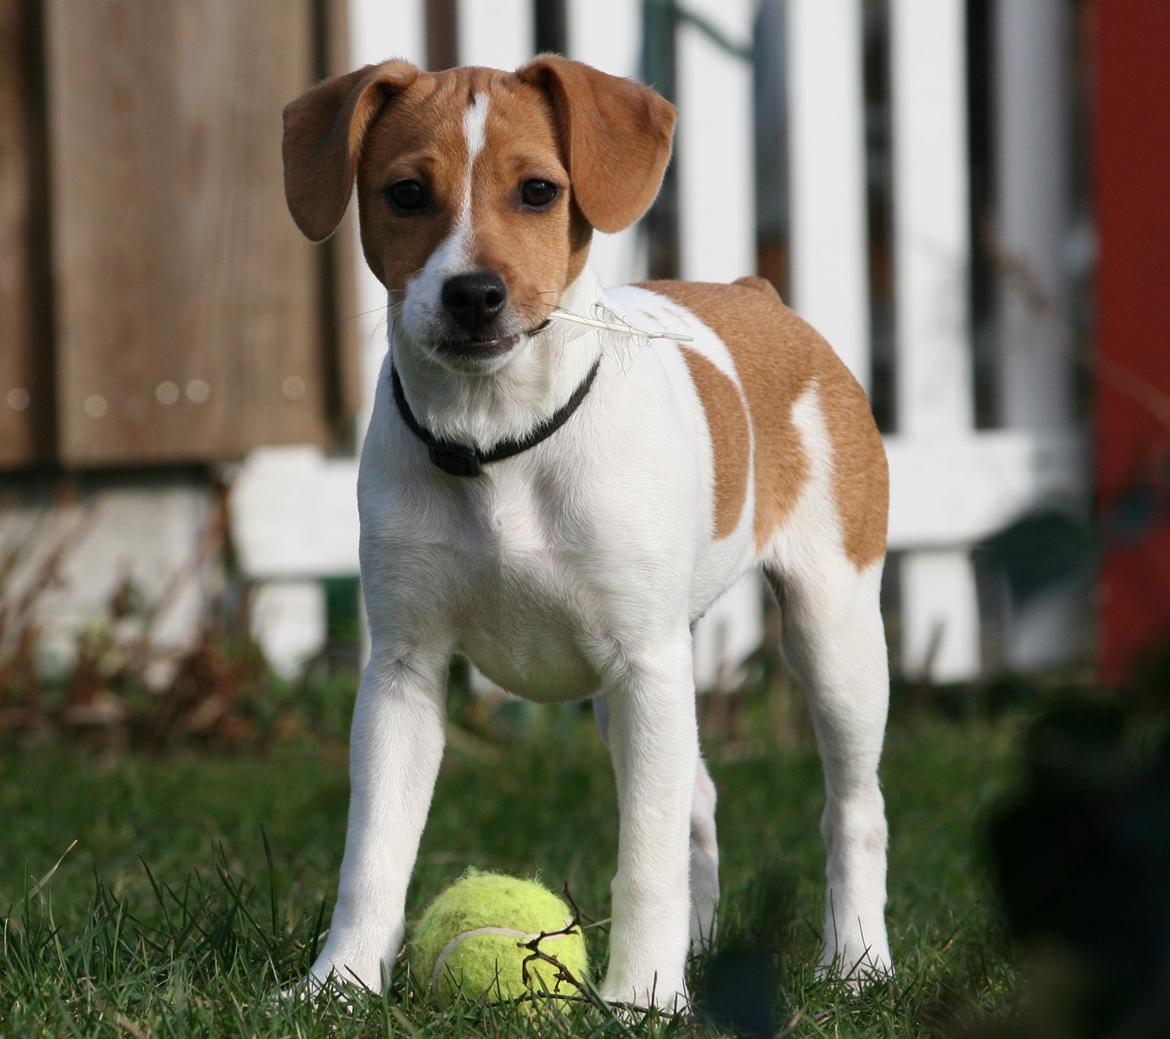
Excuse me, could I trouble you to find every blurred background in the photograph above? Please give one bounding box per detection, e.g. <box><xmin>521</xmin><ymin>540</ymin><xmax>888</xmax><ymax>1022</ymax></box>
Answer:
<box><xmin>3</xmin><ymin>3</ymin><xmax>1170</xmax><ymax>1036</ymax></box>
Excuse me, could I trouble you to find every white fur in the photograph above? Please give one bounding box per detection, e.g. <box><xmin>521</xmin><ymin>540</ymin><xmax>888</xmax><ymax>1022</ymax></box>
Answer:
<box><xmin>305</xmin><ymin>100</ymin><xmax>892</xmax><ymax>1011</ymax></box>
<box><xmin>401</xmin><ymin>93</ymin><xmax>491</xmax><ymax>350</ymax></box>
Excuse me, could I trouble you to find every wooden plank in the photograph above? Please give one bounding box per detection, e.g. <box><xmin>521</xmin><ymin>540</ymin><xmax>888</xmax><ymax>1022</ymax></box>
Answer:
<box><xmin>457</xmin><ymin>0</ymin><xmax>533</xmax><ymax>69</ymax></box>
<box><xmin>566</xmin><ymin>0</ymin><xmax>646</xmax><ymax>287</ymax></box>
<box><xmin>0</xmin><ymin>0</ymin><xmax>51</xmax><ymax>467</ymax></box>
<box><xmin>993</xmin><ymin>0</ymin><xmax>1081</xmax><ymax>670</ymax></box>
<box><xmin>676</xmin><ymin>0</ymin><xmax>754</xmax><ymax>282</ymax></box>
<box><xmin>786</xmin><ymin>0</ymin><xmax>870</xmax><ymax>390</ymax></box>
<box><xmin>46</xmin><ymin>0</ymin><xmax>330</xmax><ymax>466</ymax></box>
<box><xmin>890</xmin><ymin>0</ymin><xmax>980</xmax><ymax>681</ymax></box>
<box><xmin>885</xmin><ymin>430</ymin><xmax>1085</xmax><ymax>550</ymax></box>
<box><xmin>1094</xmin><ymin>0</ymin><xmax>1170</xmax><ymax>683</ymax></box>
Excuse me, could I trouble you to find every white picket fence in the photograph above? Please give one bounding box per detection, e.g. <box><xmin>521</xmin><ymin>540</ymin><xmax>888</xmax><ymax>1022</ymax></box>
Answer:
<box><xmin>233</xmin><ymin>0</ymin><xmax>1086</xmax><ymax>687</ymax></box>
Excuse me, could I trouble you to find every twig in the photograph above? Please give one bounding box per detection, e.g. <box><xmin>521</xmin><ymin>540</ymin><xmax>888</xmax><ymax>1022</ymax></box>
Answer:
<box><xmin>549</xmin><ymin>306</ymin><xmax>693</xmax><ymax>343</ymax></box>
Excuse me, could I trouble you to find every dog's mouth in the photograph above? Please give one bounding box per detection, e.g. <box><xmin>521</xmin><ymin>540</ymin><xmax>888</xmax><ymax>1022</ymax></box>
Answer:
<box><xmin>436</xmin><ymin>320</ymin><xmax>551</xmax><ymax>361</ymax></box>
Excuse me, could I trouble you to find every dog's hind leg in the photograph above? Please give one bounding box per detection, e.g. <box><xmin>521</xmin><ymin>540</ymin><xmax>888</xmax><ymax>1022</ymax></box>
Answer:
<box><xmin>764</xmin><ymin>557</ymin><xmax>892</xmax><ymax>982</ymax></box>
<box><xmin>593</xmin><ymin>690</ymin><xmax>720</xmax><ymax>955</ymax></box>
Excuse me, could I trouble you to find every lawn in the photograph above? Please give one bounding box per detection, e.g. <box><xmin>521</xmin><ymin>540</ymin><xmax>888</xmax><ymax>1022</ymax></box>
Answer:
<box><xmin>1</xmin><ymin>696</ymin><xmax>1024</xmax><ymax>1037</ymax></box>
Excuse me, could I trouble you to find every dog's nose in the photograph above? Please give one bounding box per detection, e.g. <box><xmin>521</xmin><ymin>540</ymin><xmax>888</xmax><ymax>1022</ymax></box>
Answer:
<box><xmin>441</xmin><ymin>271</ymin><xmax>507</xmax><ymax>334</ymax></box>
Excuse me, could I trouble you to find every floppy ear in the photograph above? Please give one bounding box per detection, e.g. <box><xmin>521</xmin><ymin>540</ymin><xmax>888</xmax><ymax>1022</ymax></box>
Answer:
<box><xmin>282</xmin><ymin>60</ymin><xmax>420</xmax><ymax>242</ymax></box>
<box><xmin>517</xmin><ymin>55</ymin><xmax>676</xmax><ymax>234</ymax></box>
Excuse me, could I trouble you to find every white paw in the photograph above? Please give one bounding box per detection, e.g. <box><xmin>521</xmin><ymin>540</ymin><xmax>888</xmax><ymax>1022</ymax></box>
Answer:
<box><xmin>819</xmin><ymin>940</ymin><xmax>893</xmax><ymax>988</ymax></box>
<box><xmin>598</xmin><ymin>975</ymin><xmax>690</xmax><ymax>1014</ymax></box>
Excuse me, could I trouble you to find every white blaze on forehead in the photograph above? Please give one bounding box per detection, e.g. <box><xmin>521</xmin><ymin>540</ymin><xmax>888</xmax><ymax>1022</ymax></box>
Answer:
<box><xmin>400</xmin><ymin>93</ymin><xmax>492</xmax><ymax>337</ymax></box>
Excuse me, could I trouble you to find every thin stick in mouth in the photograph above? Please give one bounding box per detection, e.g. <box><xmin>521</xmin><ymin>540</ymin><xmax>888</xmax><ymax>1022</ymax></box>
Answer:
<box><xmin>548</xmin><ymin>306</ymin><xmax>694</xmax><ymax>343</ymax></box>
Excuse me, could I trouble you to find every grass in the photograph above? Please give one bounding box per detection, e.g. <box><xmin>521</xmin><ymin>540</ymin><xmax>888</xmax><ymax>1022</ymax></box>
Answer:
<box><xmin>0</xmin><ymin>695</ymin><xmax>1026</xmax><ymax>1037</ymax></box>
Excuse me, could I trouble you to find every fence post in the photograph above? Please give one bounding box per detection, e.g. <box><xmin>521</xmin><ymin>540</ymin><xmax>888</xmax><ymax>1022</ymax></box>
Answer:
<box><xmin>457</xmin><ymin>0</ymin><xmax>533</xmax><ymax>68</ymax></box>
<box><xmin>891</xmin><ymin>0</ymin><xmax>981</xmax><ymax>681</ymax></box>
<box><xmin>786</xmin><ymin>0</ymin><xmax>870</xmax><ymax>391</ymax></box>
<box><xmin>993</xmin><ymin>0</ymin><xmax>1082</xmax><ymax>670</ymax></box>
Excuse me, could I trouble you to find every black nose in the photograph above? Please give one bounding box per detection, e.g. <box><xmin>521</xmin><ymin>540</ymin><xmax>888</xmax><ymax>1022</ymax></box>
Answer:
<box><xmin>441</xmin><ymin>271</ymin><xmax>507</xmax><ymax>334</ymax></box>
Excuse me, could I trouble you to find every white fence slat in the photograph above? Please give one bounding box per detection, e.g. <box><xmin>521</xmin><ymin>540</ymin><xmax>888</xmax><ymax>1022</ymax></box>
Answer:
<box><xmin>891</xmin><ymin>0</ymin><xmax>974</xmax><ymax>436</ymax></box>
<box><xmin>675</xmin><ymin>0</ymin><xmax>761</xmax><ymax>690</ymax></box>
<box><xmin>250</xmin><ymin>581</ymin><xmax>328</xmax><ymax>678</ymax></box>
<box><xmin>786</xmin><ymin>0</ymin><xmax>870</xmax><ymax>390</ymax></box>
<box><xmin>231</xmin><ymin>447</ymin><xmax>360</xmax><ymax>579</ymax></box>
<box><xmin>900</xmin><ymin>551</ymin><xmax>981</xmax><ymax>683</ymax></box>
<box><xmin>891</xmin><ymin>0</ymin><xmax>979</xmax><ymax>680</ymax></box>
<box><xmin>566</xmin><ymin>0</ymin><xmax>646</xmax><ymax>287</ymax></box>
<box><xmin>994</xmin><ymin>0</ymin><xmax>1072</xmax><ymax>433</ymax></box>
<box><xmin>993</xmin><ymin>0</ymin><xmax>1079</xmax><ymax>671</ymax></box>
<box><xmin>677</xmin><ymin>0</ymin><xmax>755</xmax><ymax>281</ymax></box>
<box><xmin>457</xmin><ymin>0</ymin><xmax>534</xmax><ymax>69</ymax></box>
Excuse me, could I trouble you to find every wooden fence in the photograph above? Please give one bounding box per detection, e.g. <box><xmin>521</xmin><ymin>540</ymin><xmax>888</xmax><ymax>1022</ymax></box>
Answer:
<box><xmin>231</xmin><ymin>0</ymin><xmax>1088</xmax><ymax>685</ymax></box>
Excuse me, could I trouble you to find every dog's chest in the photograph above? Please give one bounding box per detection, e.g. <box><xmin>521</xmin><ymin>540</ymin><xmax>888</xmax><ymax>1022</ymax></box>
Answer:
<box><xmin>449</xmin><ymin>471</ymin><xmax>602</xmax><ymax>702</ymax></box>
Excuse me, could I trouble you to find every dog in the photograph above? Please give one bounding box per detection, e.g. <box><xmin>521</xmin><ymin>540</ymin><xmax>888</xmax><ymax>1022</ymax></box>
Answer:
<box><xmin>281</xmin><ymin>54</ymin><xmax>892</xmax><ymax>1009</ymax></box>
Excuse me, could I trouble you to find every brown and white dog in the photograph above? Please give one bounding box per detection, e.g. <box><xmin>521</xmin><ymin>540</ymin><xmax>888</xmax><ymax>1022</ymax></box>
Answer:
<box><xmin>282</xmin><ymin>55</ymin><xmax>891</xmax><ymax>1009</ymax></box>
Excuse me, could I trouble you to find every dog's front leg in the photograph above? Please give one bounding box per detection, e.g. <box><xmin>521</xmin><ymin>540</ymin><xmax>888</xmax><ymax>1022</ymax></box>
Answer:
<box><xmin>600</xmin><ymin>635</ymin><xmax>698</xmax><ymax>1011</ymax></box>
<box><xmin>307</xmin><ymin>646</ymin><xmax>449</xmax><ymax>992</ymax></box>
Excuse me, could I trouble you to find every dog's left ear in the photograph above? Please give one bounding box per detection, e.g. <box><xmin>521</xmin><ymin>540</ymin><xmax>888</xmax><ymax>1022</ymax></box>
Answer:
<box><xmin>517</xmin><ymin>55</ymin><xmax>676</xmax><ymax>234</ymax></box>
<box><xmin>283</xmin><ymin>60</ymin><xmax>420</xmax><ymax>242</ymax></box>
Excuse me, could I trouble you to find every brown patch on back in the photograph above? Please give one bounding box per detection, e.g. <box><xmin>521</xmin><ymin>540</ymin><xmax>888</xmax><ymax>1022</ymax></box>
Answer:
<box><xmin>678</xmin><ymin>348</ymin><xmax>750</xmax><ymax>538</ymax></box>
<box><xmin>640</xmin><ymin>278</ymin><xmax>888</xmax><ymax>568</ymax></box>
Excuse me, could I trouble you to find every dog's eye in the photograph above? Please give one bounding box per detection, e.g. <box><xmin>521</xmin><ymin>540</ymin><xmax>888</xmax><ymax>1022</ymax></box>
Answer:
<box><xmin>386</xmin><ymin>180</ymin><xmax>428</xmax><ymax>213</ymax></box>
<box><xmin>520</xmin><ymin>179</ymin><xmax>558</xmax><ymax>209</ymax></box>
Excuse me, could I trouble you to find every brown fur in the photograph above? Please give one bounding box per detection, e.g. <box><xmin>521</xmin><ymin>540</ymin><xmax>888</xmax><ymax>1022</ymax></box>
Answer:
<box><xmin>643</xmin><ymin>279</ymin><xmax>888</xmax><ymax>568</ymax></box>
<box><xmin>517</xmin><ymin>56</ymin><xmax>677</xmax><ymax>234</ymax></box>
<box><xmin>679</xmin><ymin>348</ymin><xmax>750</xmax><ymax>539</ymax></box>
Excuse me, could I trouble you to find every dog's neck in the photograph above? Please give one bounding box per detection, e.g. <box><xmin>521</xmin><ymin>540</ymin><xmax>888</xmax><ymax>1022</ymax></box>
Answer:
<box><xmin>390</xmin><ymin>265</ymin><xmax>606</xmax><ymax>452</ymax></box>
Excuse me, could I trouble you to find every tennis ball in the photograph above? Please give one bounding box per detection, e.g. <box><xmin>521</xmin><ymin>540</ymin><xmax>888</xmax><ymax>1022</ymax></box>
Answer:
<box><xmin>410</xmin><ymin>870</ymin><xmax>589</xmax><ymax>1007</ymax></box>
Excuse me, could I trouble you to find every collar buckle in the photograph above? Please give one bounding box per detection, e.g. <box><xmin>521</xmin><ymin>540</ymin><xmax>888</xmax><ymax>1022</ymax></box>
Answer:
<box><xmin>428</xmin><ymin>443</ymin><xmax>481</xmax><ymax>478</ymax></box>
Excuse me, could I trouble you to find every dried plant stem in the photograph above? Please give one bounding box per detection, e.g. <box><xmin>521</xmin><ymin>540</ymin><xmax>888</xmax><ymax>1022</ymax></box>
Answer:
<box><xmin>549</xmin><ymin>306</ymin><xmax>694</xmax><ymax>343</ymax></box>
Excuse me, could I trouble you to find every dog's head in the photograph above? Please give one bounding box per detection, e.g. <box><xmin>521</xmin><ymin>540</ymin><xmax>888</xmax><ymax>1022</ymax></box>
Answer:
<box><xmin>282</xmin><ymin>56</ymin><xmax>676</xmax><ymax>374</ymax></box>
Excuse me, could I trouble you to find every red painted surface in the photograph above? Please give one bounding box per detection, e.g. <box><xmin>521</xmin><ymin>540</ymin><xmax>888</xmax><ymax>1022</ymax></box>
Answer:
<box><xmin>1094</xmin><ymin>1</ymin><xmax>1170</xmax><ymax>683</ymax></box>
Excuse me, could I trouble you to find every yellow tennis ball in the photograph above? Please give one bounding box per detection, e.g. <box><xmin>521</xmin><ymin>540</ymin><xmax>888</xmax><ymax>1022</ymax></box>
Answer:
<box><xmin>410</xmin><ymin>870</ymin><xmax>589</xmax><ymax>1007</ymax></box>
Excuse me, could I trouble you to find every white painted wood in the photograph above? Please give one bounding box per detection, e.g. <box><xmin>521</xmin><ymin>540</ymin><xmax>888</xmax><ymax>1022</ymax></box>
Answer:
<box><xmin>676</xmin><ymin>0</ymin><xmax>755</xmax><ymax>281</ymax></box>
<box><xmin>885</xmin><ymin>431</ymin><xmax>1085</xmax><ymax>549</ymax></box>
<box><xmin>786</xmin><ymin>0</ymin><xmax>870</xmax><ymax>389</ymax></box>
<box><xmin>230</xmin><ymin>447</ymin><xmax>361</xmax><ymax>579</ymax></box>
<box><xmin>994</xmin><ymin>0</ymin><xmax>1071</xmax><ymax>432</ymax></box>
<box><xmin>457</xmin><ymin>0</ymin><xmax>534</xmax><ymax>69</ymax></box>
<box><xmin>994</xmin><ymin>0</ymin><xmax>1079</xmax><ymax>671</ymax></box>
<box><xmin>890</xmin><ymin>0</ymin><xmax>979</xmax><ymax>680</ymax></box>
<box><xmin>900</xmin><ymin>551</ymin><xmax>981</xmax><ymax>684</ymax></box>
<box><xmin>251</xmin><ymin>581</ymin><xmax>328</xmax><ymax>679</ymax></box>
<box><xmin>566</xmin><ymin>0</ymin><xmax>647</xmax><ymax>288</ymax></box>
<box><xmin>1</xmin><ymin>477</ymin><xmax>214</xmax><ymax>672</ymax></box>
<box><xmin>692</xmin><ymin>573</ymin><xmax>764</xmax><ymax>694</ymax></box>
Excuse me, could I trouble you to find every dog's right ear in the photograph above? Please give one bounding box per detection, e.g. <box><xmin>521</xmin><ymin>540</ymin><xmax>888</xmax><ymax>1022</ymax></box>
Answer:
<box><xmin>282</xmin><ymin>60</ymin><xmax>420</xmax><ymax>242</ymax></box>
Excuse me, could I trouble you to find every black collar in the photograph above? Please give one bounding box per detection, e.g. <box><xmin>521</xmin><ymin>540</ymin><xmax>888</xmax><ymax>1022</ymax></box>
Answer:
<box><xmin>390</xmin><ymin>358</ymin><xmax>601</xmax><ymax>477</ymax></box>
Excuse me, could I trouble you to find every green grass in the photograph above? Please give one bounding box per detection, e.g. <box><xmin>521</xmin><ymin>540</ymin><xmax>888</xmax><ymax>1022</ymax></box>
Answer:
<box><xmin>1</xmin><ymin>704</ymin><xmax>1024</xmax><ymax>1037</ymax></box>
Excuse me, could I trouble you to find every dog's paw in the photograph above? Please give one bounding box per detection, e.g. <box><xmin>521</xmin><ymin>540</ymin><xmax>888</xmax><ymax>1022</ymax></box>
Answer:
<box><xmin>598</xmin><ymin>975</ymin><xmax>690</xmax><ymax>1016</ymax></box>
<box><xmin>817</xmin><ymin>943</ymin><xmax>894</xmax><ymax>990</ymax></box>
